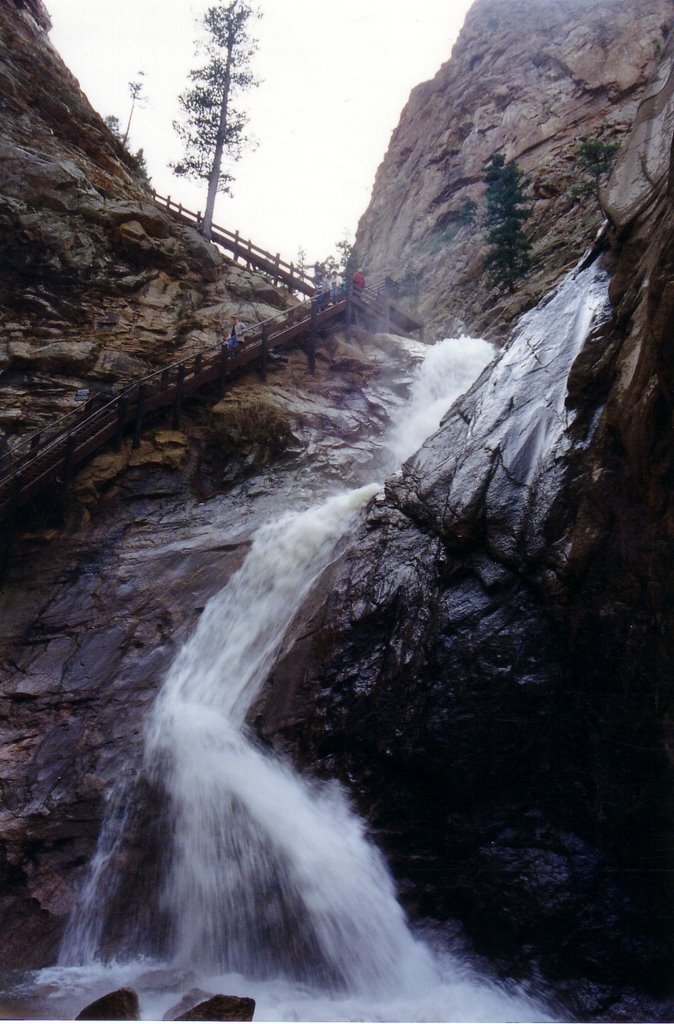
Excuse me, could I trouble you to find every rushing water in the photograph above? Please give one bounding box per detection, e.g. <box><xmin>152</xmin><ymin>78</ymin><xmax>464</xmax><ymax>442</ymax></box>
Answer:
<box><xmin>29</xmin><ymin>333</ymin><xmax>558</xmax><ymax>1021</ymax></box>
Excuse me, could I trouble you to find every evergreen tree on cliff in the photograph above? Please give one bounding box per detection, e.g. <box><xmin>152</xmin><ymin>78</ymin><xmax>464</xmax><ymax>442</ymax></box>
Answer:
<box><xmin>172</xmin><ymin>1</ymin><xmax>260</xmax><ymax>241</ymax></box>
<box><xmin>483</xmin><ymin>153</ymin><xmax>532</xmax><ymax>293</ymax></box>
<box><xmin>575</xmin><ymin>135</ymin><xmax>620</xmax><ymax>208</ymax></box>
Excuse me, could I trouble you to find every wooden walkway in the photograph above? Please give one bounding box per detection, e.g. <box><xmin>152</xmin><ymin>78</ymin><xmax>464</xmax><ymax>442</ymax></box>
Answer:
<box><xmin>153</xmin><ymin>193</ymin><xmax>316</xmax><ymax>296</ymax></box>
<box><xmin>0</xmin><ymin>281</ymin><xmax>423</xmax><ymax>538</ymax></box>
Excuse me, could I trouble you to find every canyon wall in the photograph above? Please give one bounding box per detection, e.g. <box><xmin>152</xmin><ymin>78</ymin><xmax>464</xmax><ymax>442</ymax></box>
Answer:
<box><xmin>354</xmin><ymin>0</ymin><xmax>673</xmax><ymax>339</ymax></box>
<box><xmin>258</xmin><ymin>21</ymin><xmax>674</xmax><ymax>1019</ymax></box>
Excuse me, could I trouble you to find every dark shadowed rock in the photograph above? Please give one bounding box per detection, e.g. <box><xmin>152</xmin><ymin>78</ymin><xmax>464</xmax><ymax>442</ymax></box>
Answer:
<box><xmin>76</xmin><ymin>986</ymin><xmax>140</xmax><ymax>1020</ymax></box>
<box><xmin>255</xmin><ymin>29</ymin><xmax>674</xmax><ymax>1020</ymax></box>
<box><xmin>174</xmin><ymin>994</ymin><xmax>255</xmax><ymax>1021</ymax></box>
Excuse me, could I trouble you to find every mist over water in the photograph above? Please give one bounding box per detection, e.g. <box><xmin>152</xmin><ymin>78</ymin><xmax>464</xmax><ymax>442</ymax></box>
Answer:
<box><xmin>44</xmin><ymin>334</ymin><xmax>553</xmax><ymax>1022</ymax></box>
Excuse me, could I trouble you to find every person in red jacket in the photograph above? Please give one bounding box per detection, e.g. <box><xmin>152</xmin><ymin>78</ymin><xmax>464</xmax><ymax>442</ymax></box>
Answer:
<box><xmin>352</xmin><ymin>268</ymin><xmax>365</xmax><ymax>292</ymax></box>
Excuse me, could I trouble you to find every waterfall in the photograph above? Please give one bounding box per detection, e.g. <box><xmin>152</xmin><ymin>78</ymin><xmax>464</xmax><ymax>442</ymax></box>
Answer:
<box><xmin>144</xmin><ymin>484</ymin><xmax>433</xmax><ymax>990</ymax></box>
<box><xmin>385</xmin><ymin>335</ymin><xmax>494</xmax><ymax>466</ymax></box>
<box><xmin>49</xmin><ymin>333</ymin><xmax>554</xmax><ymax>1021</ymax></box>
<box><xmin>59</xmin><ymin>776</ymin><xmax>133</xmax><ymax>962</ymax></box>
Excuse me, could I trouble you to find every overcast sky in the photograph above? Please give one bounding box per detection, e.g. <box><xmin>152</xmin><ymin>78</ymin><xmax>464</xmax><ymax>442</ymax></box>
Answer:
<box><xmin>46</xmin><ymin>0</ymin><xmax>473</xmax><ymax>265</ymax></box>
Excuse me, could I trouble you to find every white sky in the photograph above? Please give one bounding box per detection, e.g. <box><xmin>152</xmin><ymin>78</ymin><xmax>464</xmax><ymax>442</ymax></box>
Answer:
<box><xmin>46</xmin><ymin>0</ymin><xmax>474</xmax><ymax>265</ymax></box>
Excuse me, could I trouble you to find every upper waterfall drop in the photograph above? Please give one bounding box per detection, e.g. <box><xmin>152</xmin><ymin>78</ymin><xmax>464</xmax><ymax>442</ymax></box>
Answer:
<box><xmin>385</xmin><ymin>335</ymin><xmax>495</xmax><ymax>467</ymax></box>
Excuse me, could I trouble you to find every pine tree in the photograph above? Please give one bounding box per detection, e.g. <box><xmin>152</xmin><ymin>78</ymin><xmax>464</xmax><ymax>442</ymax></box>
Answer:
<box><xmin>172</xmin><ymin>1</ymin><xmax>260</xmax><ymax>240</ymax></box>
<box><xmin>575</xmin><ymin>135</ymin><xmax>620</xmax><ymax>208</ymax></box>
<box><xmin>122</xmin><ymin>72</ymin><xmax>146</xmax><ymax>148</ymax></box>
<box><xmin>483</xmin><ymin>153</ymin><xmax>533</xmax><ymax>294</ymax></box>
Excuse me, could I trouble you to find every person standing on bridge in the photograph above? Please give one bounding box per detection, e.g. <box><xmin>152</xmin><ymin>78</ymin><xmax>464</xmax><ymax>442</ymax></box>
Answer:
<box><xmin>352</xmin><ymin>268</ymin><xmax>365</xmax><ymax>293</ymax></box>
<box><xmin>330</xmin><ymin>270</ymin><xmax>342</xmax><ymax>303</ymax></box>
<box><xmin>229</xmin><ymin>315</ymin><xmax>246</xmax><ymax>352</ymax></box>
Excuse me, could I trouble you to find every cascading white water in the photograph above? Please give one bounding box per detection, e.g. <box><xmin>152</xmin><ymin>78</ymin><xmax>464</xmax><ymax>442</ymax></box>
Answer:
<box><xmin>145</xmin><ymin>484</ymin><xmax>436</xmax><ymax>990</ymax></box>
<box><xmin>47</xmin><ymin>333</ymin><xmax>556</xmax><ymax>1021</ymax></box>
<box><xmin>385</xmin><ymin>335</ymin><xmax>495</xmax><ymax>466</ymax></box>
<box><xmin>59</xmin><ymin>776</ymin><xmax>133</xmax><ymax>963</ymax></box>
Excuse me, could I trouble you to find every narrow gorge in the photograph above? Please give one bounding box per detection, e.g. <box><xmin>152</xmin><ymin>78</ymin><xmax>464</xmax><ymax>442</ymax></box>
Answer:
<box><xmin>1</xmin><ymin>0</ymin><xmax>674</xmax><ymax>1020</ymax></box>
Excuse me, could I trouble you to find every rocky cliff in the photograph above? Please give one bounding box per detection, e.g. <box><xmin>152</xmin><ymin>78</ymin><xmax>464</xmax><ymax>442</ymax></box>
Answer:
<box><xmin>257</xmin><ymin>21</ymin><xmax>674</xmax><ymax>1020</ymax></box>
<box><xmin>355</xmin><ymin>0</ymin><xmax>673</xmax><ymax>340</ymax></box>
<box><xmin>0</xmin><ymin>0</ymin><xmax>295</xmax><ymax>454</ymax></box>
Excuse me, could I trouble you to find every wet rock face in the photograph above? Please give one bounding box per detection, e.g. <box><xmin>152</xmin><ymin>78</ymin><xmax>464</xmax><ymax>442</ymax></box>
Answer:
<box><xmin>257</xmin><ymin>44</ymin><xmax>674</xmax><ymax>1015</ymax></box>
<box><xmin>355</xmin><ymin>0</ymin><xmax>672</xmax><ymax>340</ymax></box>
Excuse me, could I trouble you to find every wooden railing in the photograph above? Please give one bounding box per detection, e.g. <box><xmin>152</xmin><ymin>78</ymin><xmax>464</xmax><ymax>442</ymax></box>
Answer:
<box><xmin>152</xmin><ymin>192</ymin><xmax>316</xmax><ymax>297</ymax></box>
<box><xmin>0</xmin><ymin>280</ymin><xmax>423</xmax><ymax>548</ymax></box>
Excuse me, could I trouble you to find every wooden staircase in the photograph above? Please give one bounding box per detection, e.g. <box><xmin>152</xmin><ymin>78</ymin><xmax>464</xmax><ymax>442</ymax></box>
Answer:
<box><xmin>0</xmin><ymin>280</ymin><xmax>423</xmax><ymax>543</ymax></box>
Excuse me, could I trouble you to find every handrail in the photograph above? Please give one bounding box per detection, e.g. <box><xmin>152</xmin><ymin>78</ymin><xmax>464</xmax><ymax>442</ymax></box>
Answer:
<box><xmin>152</xmin><ymin>192</ymin><xmax>316</xmax><ymax>296</ymax></box>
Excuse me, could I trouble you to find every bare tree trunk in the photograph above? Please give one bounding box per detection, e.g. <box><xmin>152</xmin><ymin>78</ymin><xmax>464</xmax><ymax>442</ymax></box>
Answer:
<box><xmin>202</xmin><ymin>42</ymin><xmax>234</xmax><ymax>241</ymax></box>
<box><xmin>122</xmin><ymin>99</ymin><xmax>135</xmax><ymax>149</ymax></box>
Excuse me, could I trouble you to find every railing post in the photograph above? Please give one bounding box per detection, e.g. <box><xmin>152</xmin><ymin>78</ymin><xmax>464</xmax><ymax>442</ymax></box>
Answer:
<box><xmin>274</xmin><ymin>253</ymin><xmax>280</xmax><ymax>287</ymax></box>
<box><xmin>260</xmin><ymin>323</ymin><xmax>269</xmax><ymax>382</ymax></box>
<box><xmin>133</xmin><ymin>384</ymin><xmax>145</xmax><ymax>450</ymax></box>
<box><xmin>382</xmin><ymin>296</ymin><xmax>391</xmax><ymax>334</ymax></box>
<box><xmin>194</xmin><ymin>353</ymin><xmax>203</xmax><ymax>378</ymax></box>
<box><xmin>345</xmin><ymin>282</ymin><xmax>353</xmax><ymax>341</ymax></box>
<box><xmin>61</xmin><ymin>434</ymin><xmax>75</xmax><ymax>501</ymax></box>
<box><xmin>218</xmin><ymin>343</ymin><xmax>228</xmax><ymax>398</ymax></box>
<box><xmin>173</xmin><ymin>365</ymin><xmax>185</xmax><ymax>429</ymax></box>
<box><xmin>115</xmin><ymin>396</ymin><xmax>128</xmax><ymax>451</ymax></box>
<box><xmin>288</xmin><ymin>262</ymin><xmax>295</xmax><ymax>295</ymax></box>
<box><xmin>233</xmin><ymin>229</ymin><xmax>239</xmax><ymax>261</ymax></box>
<box><xmin>308</xmin><ymin>298</ymin><xmax>317</xmax><ymax>374</ymax></box>
<box><xmin>30</xmin><ymin>433</ymin><xmax>41</xmax><ymax>451</ymax></box>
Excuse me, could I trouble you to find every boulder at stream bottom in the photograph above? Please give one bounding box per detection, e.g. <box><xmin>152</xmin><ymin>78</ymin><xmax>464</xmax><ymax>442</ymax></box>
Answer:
<box><xmin>174</xmin><ymin>994</ymin><xmax>256</xmax><ymax>1021</ymax></box>
<box><xmin>76</xmin><ymin>987</ymin><xmax>140</xmax><ymax>1020</ymax></box>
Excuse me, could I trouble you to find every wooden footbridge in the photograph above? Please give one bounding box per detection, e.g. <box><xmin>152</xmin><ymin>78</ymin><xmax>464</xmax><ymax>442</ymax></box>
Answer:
<box><xmin>0</xmin><ymin>278</ymin><xmax>423</xmax><ymax>546</ymax></box>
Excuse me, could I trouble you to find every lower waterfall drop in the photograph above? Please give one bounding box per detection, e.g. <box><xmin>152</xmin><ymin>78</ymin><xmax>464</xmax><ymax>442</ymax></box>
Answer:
<box><xmin>145</xmin><ymin>483</ymin><xmax>432</xmax><ymax>991</ymax></box>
